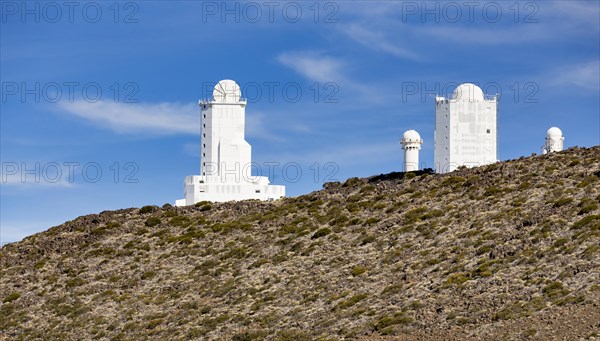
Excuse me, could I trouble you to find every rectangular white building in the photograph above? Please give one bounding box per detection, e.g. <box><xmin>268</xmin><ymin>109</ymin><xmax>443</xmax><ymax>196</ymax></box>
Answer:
<box><xmin>176</xmin><ymin>80</ymin><xmax>285</xmax><ymax>206</ymax></box>
<box><xmin>434</xmin><ymin>83</ymin><xmax>498</xmax><ymax>173</ymax></box>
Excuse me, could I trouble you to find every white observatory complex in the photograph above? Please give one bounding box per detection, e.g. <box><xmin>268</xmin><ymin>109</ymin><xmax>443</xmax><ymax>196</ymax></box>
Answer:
<box><xmin>400</xmin><ymin>130</ymin><xmax>423</xmax><ymax>171</ymax></box>
<box><xmin>175</xmin><ymin>80</ymin><xmax>285</xmax><ymax>206</ymax></box>
<box><xmin>434</xmin><ymin>83</ymin><xmax>498</xmax><ymax>173</ymax></box>
<box><xmin>542</xmin><ymin>127</ymin><xmax>564</xmax><ymax>154</ymax></box>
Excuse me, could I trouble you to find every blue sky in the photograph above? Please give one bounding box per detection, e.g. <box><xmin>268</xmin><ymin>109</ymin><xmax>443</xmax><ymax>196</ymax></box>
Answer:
<box><xmin>1</xmin><ymin>0</ymin><xmax>599</xmax><ymax>244</ymax></box>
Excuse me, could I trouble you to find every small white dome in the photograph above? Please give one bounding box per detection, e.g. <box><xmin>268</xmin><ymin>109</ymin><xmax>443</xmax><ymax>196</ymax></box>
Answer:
<box><xmin>403</xmin><ymin>129</ymin><xmax>421</xmax><ymax>141</ymax></box>
<box><xmin>453</xmin><ymin>83</ymin><xmax>484</xmax><ymax>102</ymax></box>
<box><xmin>547</xmin><ymin>127</ymin><xmax>563</xmax><ymax>138</ymax></box>
<box><xmin>213</xmin><ymin>79</ymin><xmax>241</xmax><ymax>103</ymax></box>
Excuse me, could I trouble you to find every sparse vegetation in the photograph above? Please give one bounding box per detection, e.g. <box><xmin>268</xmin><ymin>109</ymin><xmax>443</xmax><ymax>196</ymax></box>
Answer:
<box><xmin>0</xmin><ymin>146</ymin><xmax>598</xmax><ymax>340</ymax></box>
<box><xmin>145</xmin><ymin>217</ymin><xmax>161</xmax><ymax>227</ymax></box>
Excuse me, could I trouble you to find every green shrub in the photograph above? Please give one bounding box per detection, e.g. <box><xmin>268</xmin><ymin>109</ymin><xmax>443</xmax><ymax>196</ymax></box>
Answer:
<box><xmin>572</xmin><ymin>215</ymin><xmax>600</xmax><ymax>229</ymax></box>
<box><xmin>323</xmin><ymin>181</ymin><xmax>341</xmax><ymax>189</ymax></box>
<box><xmin>381</xmin><ymin>284</ymin><xmax>403</xmax><ymax>295</ymax></box>
<box><xmin>442</xmin><ymin>176</ymin><xmax>465</xmax><ymax>188</ymax></box>
<box><xmin>365</xmin><ymin>217</ymin><xmax>380</xmax><ymax>225</ymax></box>
<box><xmin>351</xmin><ymin>266</ymin><xmax>367</xmax><ymax>276</ymax></box>
<box><xmin>421</xmin><ymin>209</ymin><xmax>444</xmax><ymax>220</ymax></box>
<box><xmin>311</xmin><ymin>228</ymin><xmax>331</xmax><ymax>239</ymax></box>
<box><xmin>476</xmin><ymin>245</ymin><xmax>493</xmax><ymax>255</ymax></box>
<box><xmin>374</xmin><ymin>312</ymin><xmax>413</xmax><ymax>331</ymax></box>
<box><xmin>445</xmin><ymin>272</ymin><xmax>470</xmax><ymax>285</ymax></box>
<box><xmin>163</xmin><ymin>210</ymin><xmax>178</xmax><ymax>218</ymax></box>
<box><xmin>141</xmin><ymin>271</ymin><xmax>156</xmax><ymax>280</ymax></box>
<box><xmin>169</xmin><ymin>216</ymin><xmax>192</xmax><ymax>227</ymax></box>
<box><xmin>275</xmin><ymin>330</ymin><xmax>312</xmax><ymax>341</ymax></box>
<box><xmin>139</xmin><ymin>205</ymin><xmax>157</xmax><ymax>214</ymax></box>
<box><xmin>578</xmin><ymin>203</ymin><xmax>598</xmax><ymax>215</ymax></box>
<box><xmin>553</xmin><ymin>238</ymin><xmax>568</xmax><ymax>248</ymax></box>
<box><xmin>542</xmin><ymin>281</ymin><xmax>569</xmax><ymax>299</ymax></box>
<box><xmin>404</xmin><ymin>207</ymin><xmax>428</xmax><ymax>224</ymax></box>
<box><xmin>342</xmin><ymin>177</ymin><xmax>362</xmax><ymax>187</ymax></box>
<box><xmin>360</xmin><ymin>234</ymin><xmax>376</xmax><ymax>245</ymax></box>
<box><xmin>145</xmin><ymin>217</ymin><xmax>161</xmax><ymax>227</ymax></box>
<box><xmin>3</xmin><ymin>292</ymin><xmax>20</xmax><ymax>303</ymax></box>
<box><xmin>336</xmin><ymin>293</ymin><xmax>368</xmax><ymax>309</ymax></box>
<box><xmin>329</xmin><ymin>215</ymin><xmax>349</xmax><ymax>227</ymax></box>
<box><xmin>553</xmin><ymin>197</ymin><xmax>573</xmax><ymax>207</ymax></box>
<box><xmin>404</xmin><ymin>172</ymin><xmax>416</xmax><ymax>179</ymax></box>
<box><xmin>484</xmin><ymin>186</ymin><xmax>502</xmax><ymax>196</ymax></box>
<box><xmin>65</xmin><ymin>277</ymin><xmax>85</xmax><ymax>288</ymax></box>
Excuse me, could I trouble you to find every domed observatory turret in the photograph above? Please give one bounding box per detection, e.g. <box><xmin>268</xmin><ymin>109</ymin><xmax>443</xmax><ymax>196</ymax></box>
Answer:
<box><xmin>542</xmin><ymin>127</ymin><xmax>564</xmax><ymax>154</ymax></box>
<box><xmin>434</xmin><ymin>83</ymin><xmax>498</xmax><ymax>173</ymax></box>
<box><xmin>175</xmin><ymin>80</ymin><xmax>285</xmax><ymax>205</ymax></box>
<box><xmin>400</xmin><ymin>130</ymin><xmax>423</xmax><ymax>172</ymax></box>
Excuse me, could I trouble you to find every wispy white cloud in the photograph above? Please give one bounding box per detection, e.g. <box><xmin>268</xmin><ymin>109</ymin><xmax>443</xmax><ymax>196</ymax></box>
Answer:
<box><xmin>548</xmin><ymin>60</ymin><xmax>600</xmax><ymax>92</ymax></box>
<box><xmin>338</xmin><ymin>0</ymin><xmax>598</xmax><ymax>47</ymax></box>
<box><xmin>419</xmin><ymin>25</ymin><xmax>549</xmax><ymax>45</ymax></box>
<box><xmin>57</xmin><ymin>100</ymin><xmax>199</xmax><ymax>135</ymax></box>
<box><xmin>338</xmin><ymin>23</ymin><xmax>418</xmax><ymax>60</ymax></box>
<box><xmin>546</xmin><ymin>0</ymin><xmax>600</xmax><ymax>30</ymax></box>
<box><xmin>56</xmin><ymin>100</ymin><xmax>279</xmax><ymax>140</ymax></box>
<box><xmin>276</xmin><ymin>51</ymin><xmax>382</xmax><ymax>102</ymax></box>
<box><xmin>277</xmin><ymin>51</ymin><xmax>347</xmax><ymax>83</ymax></box>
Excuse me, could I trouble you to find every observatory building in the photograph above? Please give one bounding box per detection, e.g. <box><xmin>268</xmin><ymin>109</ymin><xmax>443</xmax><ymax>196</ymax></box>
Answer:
<box><xmin>542</xmin><ymin>127</ymin><xmax>564</xmax><ymax>154</ymax></box>
<box><xmin>175</xmin><ymin>80</ymin><xmax>285</xmax><ymax>206</ymax></box>
<box><xmin>400</xmin><ymin>130</ymin><xmax>423</xmax><ymax>171</ymax></box>
<box><xmin>434</xmin><ymin>83</ymin><xmax>498</xmax><ymax>173</ymax></box>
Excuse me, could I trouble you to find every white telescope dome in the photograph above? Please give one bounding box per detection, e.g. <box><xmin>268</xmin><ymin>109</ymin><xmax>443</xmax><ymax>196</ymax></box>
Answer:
<box><xmin>403</xmin><ymin>129</ymin><xmax>421</xmax><ymax>141</ymax></box>
<box><xmin>400</xmin><ymin>129</ymin><xmax>423</xmax><ymax>172</ymax></box>
<box><xmin>453</xmin><ymin>83</ymin><xmax>484</xmax><ymax>102</ymax></box>
<box><xmin>547</xmin><ymin>127</ymin><xmax>563</xmax><ymax>138</ymax></box>
<box><xmin>542</xmin><ymin>126</ymin><xmax>564</xmax><ymax>154</ymax></box>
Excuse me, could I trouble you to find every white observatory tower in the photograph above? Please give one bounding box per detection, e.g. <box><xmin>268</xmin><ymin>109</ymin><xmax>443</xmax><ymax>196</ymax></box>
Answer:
<box><xmin>434</xmin><ymin>83</ymin><xmax>498</xmax><ymax>173</ymax></box>
<box><xmin>175</xmin><ymin>80</ymin><xmax>285</xmax><ymax>205</ymax></box>
<box><xmin>400</xmin><ymin>130</ymin><xmax>423</xmax><ymax>171</ymax></box>
<box><xmin>542</xmin><ymin>127</ymin><xmax>564</xmax><ymax>154</ymax></box>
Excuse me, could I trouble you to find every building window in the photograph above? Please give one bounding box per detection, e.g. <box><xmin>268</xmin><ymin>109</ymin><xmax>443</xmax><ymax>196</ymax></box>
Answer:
<box><xmin>203</xmin><ymin>144</ymin><xmax>205</xmax><ymax>148</ymax></box>
<box><xmin>203</xmin><ymin>124</ymin><xmax>205</xmax><ymax>128</ymax></box>
<box><xmin>203</xmin><ymin>114</ymin><xmax>206</xmax><ymax>118</ymax></box>
<box><xmin>486</xmin><ymin>129</ymin><xmax>491</xmax><ymax>134</ymax></box>
<box><xmin>255</xmin><ymin>190</ymin><xmax>260</xmax><ymax>193</ymax></box>
<box><xmin>203</xmin><ymin>134</ymin><xmax>205</xmax><ymax>137</ymax></box>
<box><xmin>203</xmin><ymin>153</ymin><xmax>205</xmax><ymax>157</ymax></box>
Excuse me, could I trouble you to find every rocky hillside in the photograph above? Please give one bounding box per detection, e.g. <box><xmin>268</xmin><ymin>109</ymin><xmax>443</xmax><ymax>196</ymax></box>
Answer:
<box><xmin>1</xmin><ymin>147</ymin><xmax>599</xmax><ymax>340</ymax></box>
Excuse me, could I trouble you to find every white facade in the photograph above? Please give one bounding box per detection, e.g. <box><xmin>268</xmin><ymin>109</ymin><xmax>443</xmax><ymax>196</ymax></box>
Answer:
<box><xmin>175</xmin><ymin>80</ymin><xmax>285</xmax><ymax>206</ymax></box>
<box><xmin>542</xmin><ymin>127</ymin><xmax>564</xmax><ymax>154</ymax></box>
<box><xmin>434</xmin><ymin>83</ymin><xmax>498</xmax><ymax>173</ymax></box>
<box><xmin>400</xmin><ymin>130</ymin><xmax>423</xmax><ymax>171</ymax></box>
